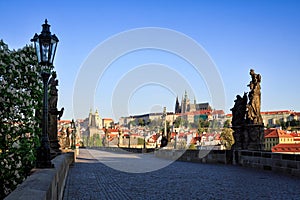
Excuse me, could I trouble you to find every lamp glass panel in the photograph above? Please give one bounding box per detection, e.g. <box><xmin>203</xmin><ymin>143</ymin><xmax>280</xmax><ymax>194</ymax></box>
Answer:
<box><xmin>50</xmin><ymin>42</ymin><xmax>57</xmax><ymax>64</ymax></box>
<box><xmin>34</xmin><ymin>40</ymin><xmax>41</xmax><ymax>63</ymax></box>
<box><xmin>41</xmin><ymin>43</ymin><xmax>49</xmax><ymax>63</ymax></box>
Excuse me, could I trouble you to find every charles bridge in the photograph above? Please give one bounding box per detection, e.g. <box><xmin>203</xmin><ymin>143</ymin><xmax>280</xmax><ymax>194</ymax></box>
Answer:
<box><xmin>5</xmin><ymin>147</ymin><xmax>300</xmax><ymax>200</ymax></box>
<box><xmin>2</xmin><ymin>20</ymin><xmax>300</xmax><ymax>199</ymax></box>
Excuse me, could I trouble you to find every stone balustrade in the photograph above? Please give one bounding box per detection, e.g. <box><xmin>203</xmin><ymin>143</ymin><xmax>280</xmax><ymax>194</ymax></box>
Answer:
<box><xmin>234</xmin><ymin>150</ymin><xmax>300</xmax><ymax>177</ymax></box>
<box><xmin>155</xmin><ymin>149</ymin><xmax>233</xmax><ymax>164</ymax></box>
<box><xmin>5</xmin><ymin>152</ymin><xmax>74</xmax><ymax>200</ymax></box>
<box><xmin>155</xmin><ymin>149</ymin><xmax>300</xmax><ymax>177</ymax></box>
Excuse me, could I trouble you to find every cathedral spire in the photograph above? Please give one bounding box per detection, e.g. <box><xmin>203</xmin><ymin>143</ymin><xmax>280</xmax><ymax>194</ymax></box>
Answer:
<box><xmin>175</xmin><ymin>96</ymin><xmax>180</xmax><ymax>113</ymax></box>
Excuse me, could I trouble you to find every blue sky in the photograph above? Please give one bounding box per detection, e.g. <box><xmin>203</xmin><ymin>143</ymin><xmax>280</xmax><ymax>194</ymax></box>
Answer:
<box><xmin>1</xmin><ymin>0</ymin><xmax>300</xmax><ymax>121</ymax></box>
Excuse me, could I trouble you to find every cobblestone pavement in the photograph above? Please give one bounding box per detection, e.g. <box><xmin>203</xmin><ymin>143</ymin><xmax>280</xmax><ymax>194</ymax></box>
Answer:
<box><xmin>63</xmin><ymin>148</ymin><xmax>300</xmax><ymax>200</ymax></box>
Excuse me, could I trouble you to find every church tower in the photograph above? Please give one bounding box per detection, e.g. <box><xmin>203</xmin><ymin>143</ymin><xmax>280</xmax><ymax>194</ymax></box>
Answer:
<box><xmin>88</xmin><ymin>108</ymin><xmax>93</xmax><ymax>127</ymax></box>
<box><xmin>175</xmin><ymin>96</ymin><xmax>181</xmax><ymax>114</ymax></box>
<box><xmin>181</xmin><ymin>90</ymin><xmax>190</xmax><ymax>113</ymax></box>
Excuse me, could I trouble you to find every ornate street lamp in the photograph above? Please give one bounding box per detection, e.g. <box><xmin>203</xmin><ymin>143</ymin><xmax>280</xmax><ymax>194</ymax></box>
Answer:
<box><xmin>70</xmin><ymin>119</ymin><xmax>76</xmax><ymax>149</ymax></box>
<box><xmin>31</xmin><ymin>19</ymin><xmax>59</xmax><ymax>168</ymax></box>
<box><xmin>118</xmin><ymin>129</ymin><xmax>121</xmax><ymax>147</ymax></box>
<box><xmin>104</xmin><ymin>126</ymin><xmax>108</xmax><ymax>147</ymax></box>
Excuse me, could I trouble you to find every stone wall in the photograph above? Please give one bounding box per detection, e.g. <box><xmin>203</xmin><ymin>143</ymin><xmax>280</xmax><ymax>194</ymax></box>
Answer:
<box><xmin>155</xmin><ymin>149</ymin><xmax>233</xmax><ymax>164</ymax></box>
<box><xmin>5</xmin><ymin>152</ymin><xmax>74</xmax><ymax>200</ymax></box>
<box><xmin>91</xmin><ymin>146</ymin><xmax>156</xmax><ymax>153</ymax></box>
<box><xmin>234</xmin><ymin>150</ymin><xmax>300</xmax><ymax>177</ymax></box>
<box><xmin>155</xmin><ymin>149</ymin><xmax>300</xmax><ymax>177</ymax></box>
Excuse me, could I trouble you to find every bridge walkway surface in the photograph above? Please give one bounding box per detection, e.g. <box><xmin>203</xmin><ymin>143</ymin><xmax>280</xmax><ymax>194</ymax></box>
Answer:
<box><xmin>63</xmin><ymin>148</ymin><xmax>300</xmax><ymax>200</ymax></box>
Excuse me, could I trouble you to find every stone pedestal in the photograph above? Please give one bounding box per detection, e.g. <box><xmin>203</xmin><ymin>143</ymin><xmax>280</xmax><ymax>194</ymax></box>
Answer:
<box><xmin>49</xmin><ymin>108</ymin><xmax>61</xmax><ymax>155</ymax></box>
<box><xmin>232</xmin><ymin>124</ymin><xmax>264</xmax><ymax>151</ymax></box>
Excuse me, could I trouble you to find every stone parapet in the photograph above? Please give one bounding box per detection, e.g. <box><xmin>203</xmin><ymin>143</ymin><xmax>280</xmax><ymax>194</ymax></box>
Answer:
<box><xmin>155</xmin><ymin>149</ymin><xmax>233</xmax><ymax>164</ymax></box>
<box><xmin>234</xmin><ymin>150</ymin><xmax>300</xmax><ymax>177</ymax></box>
<box><xmin>90</xmin><ymin>146</ymin><xmax>156</xmax><ymax>153</ymax></box>
<box><xmin>155</xmin><ymin>149</ymin><xmax>300</xmax><ymax>177</ymax></box>
<box><xmin>5</xmin><ymin>152</ymin><xmax>74</xmax><ymax>200</ymax></box>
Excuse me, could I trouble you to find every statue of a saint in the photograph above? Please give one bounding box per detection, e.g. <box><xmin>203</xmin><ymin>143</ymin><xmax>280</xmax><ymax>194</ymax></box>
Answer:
<box><xmin>48</xmin><ymin>71</ymin><xmax>58</xmax><ymax>110</ymax></box>
<box><xmin>231</xmin><ymin>93</ymin><xmax>247</xmax><ymax>126</ymax></box>
<box><xmin>246</xmin><ymin>69</ymin><xmax>263</xmax><ymax>124</ymax></box>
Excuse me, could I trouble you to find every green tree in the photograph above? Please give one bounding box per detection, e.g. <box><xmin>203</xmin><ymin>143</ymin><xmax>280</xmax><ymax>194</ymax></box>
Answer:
<box><xmin>138</xmin><ymin>118</ymin><xmax>145</xmax><ymax>126</ymax></box>
<box><xmin>128</xmin><ymin>120</ymin><xmax>136</xmax><ymax>129</ymax></box>
<box><xmin>174</xmin><ymin>117</ymin><xmax>181</xmax><ymax>128</ymax></box>
<box><xmin>0</xmin><ymin>40</ymin><xmax>42</xmax><ymax>198</ymax></box>
<box><xmin>197</xmin><ymin>119</ymin><xmax>205</xmax><ymax>136</ymax></box>
<box><xmin>223</xmin><ymin>119</ymin><xmax>231</xmax><ymax>128</ymax></box>
<box><xmin>197</xmin><ymin>118</ymin><xmax>209</xmax><ymax>135</ymax></box>
<box><xmin>220</xmin><ymin>128</ymin><xmax>234</xmax><ymax>150</ymax></box>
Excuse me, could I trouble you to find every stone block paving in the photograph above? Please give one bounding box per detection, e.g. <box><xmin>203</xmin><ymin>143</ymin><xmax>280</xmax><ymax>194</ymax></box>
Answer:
<box><xmin>63</xmin><ymin>149</ymin><xmax>300</xmax><ymax>200</ymax></box>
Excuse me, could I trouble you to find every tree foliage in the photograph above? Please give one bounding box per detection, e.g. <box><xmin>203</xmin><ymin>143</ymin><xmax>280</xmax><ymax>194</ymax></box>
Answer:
<box><xmin>220</xmin><ymin>128</ymin><xmax>234</xmax><ymax>150</ymax></box>
<box><xmin>138</xmin><ymin>118</ymin><xmax>145</xmax><ymax>126</ymax></box>
<box><xmin>0</xmin><ymin>40</ymin><xmax>42</xmax><ymax>198</ymax></box>
<box><xmin>223</xmin><ymin>119</ymin><xmax>231</xmax><ymax>128</ymax></box>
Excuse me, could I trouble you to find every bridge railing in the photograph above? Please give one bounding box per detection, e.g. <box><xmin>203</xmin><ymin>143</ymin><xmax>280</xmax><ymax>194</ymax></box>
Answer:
<box><xmin>4</xmin><ymin>152</ymin><xmax>74</xmax><ymax>200</ymax></box>
<box><xmin>155</xmin><ymin>149</ymin><xmax>300</xmax><ymax>177</ymax></box>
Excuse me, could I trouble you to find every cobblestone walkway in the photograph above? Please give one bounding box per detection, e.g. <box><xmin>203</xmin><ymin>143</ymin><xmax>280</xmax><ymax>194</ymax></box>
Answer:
<box><xmin>63</xmin><ymin>149</ymin><xmax>300</xmax><ymax>200</ymax></box>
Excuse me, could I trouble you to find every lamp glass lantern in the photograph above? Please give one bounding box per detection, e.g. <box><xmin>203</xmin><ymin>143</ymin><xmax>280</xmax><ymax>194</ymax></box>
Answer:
<box><xmin>31</xmin><ymin>19</ymin><xmax>59</xmax><ymax>71</ymax></box>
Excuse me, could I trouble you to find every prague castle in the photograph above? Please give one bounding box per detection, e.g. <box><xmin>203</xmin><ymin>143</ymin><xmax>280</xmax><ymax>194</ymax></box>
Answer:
<box><xmin>175</xmin><ymin>91</ymin><xmax>211</xmax><ymax>114</ymax></box>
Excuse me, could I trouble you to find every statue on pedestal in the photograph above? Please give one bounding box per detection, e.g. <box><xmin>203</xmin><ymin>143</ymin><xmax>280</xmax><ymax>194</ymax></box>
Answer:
<box><xmin>48</xmin><ymin>71</ymin><xmax>64</xmax><ymax>154</ymax></box>
<box><xmin>231</xmin><ymin>69</ymin><xmax>264</xmax><ymax>150</ymax></box>
<box><xmin>246</xmin><ymin>69</ymin><xmax>263</xmax><ymax>124</ymax></box>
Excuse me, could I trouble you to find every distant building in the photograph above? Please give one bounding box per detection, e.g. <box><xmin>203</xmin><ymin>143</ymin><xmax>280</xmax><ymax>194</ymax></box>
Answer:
<box><xmin>227</xmin><ymin>110</ymin><xmax>300</xmax><ymax>128</ymax></box>
<box><xmin>119</xmin><ymin>112</ymin><xmax>176</xmax><ymax>127</ymax></box>
<box><xmin>261</xmin><ymin>110</ymin><xmax>293</xmax><ymax>126</ymax></box>
<box><xmin>87</xmin><ymin>109</ymin><xmax>103</xmax><ymax>137</ymax></box>
<box><xmin>264</xmin><ymin>128</ymin><xmax>295</xmax><ymax>151</ymax></box>
<box><xmin>174</xmin><ymin>91</ymin><xmax>211</xmax><ymax>114</ymax></box>
<box><xmin>103</xmin><ymin>118</ymin><xmax>114</xmax><ymax>128</ymax></box>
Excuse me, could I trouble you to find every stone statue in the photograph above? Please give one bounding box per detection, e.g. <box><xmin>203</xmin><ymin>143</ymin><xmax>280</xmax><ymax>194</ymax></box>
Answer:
<box><xmin>48</xmin><ymin>71</ymin><xmax>58</xmax><ymax>109</ymax></box>
<box><xmin>231</xmin><ymin>69</ymin><xmax>264</xmax><ymax>151</ymax></box>
<box><xmin>65</xmin><ymin>127</ymin><xmax>71</xmax><ymax>148</ymax></box>
<box><xmin>231</xmin><ymin>93</ymin><xmax>247</xmax><ymax>126</ymax></box>
<box><xmin>246</xmin><ymin>69</ymin><xmax>263</xmax><ymax>124</ymax></box>
<box><xmin>47</xmin><ymin>71</ymin><xmax>64</xmax><ymax>154</ymax></box>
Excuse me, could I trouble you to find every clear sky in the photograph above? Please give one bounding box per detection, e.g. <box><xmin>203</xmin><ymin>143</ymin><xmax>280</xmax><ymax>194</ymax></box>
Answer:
<box><xmin>1</xmin><ymin>0</ymin><xmax>300</xmax><ymax>121</ymax></box>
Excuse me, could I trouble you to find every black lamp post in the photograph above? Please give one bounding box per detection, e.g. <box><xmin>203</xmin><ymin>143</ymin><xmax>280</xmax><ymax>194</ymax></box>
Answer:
<box><xmin>143</xmin><ymin>131</ymin><xmax>146</xmax><ymax>149</ymax></box>
<box><xmin>31</xmin><ymin>19</ymin><xmax>59</xmax><ymax>168</ymax></box>
<box><xmin>118</xmin><ymin>129</ymin><xmax>121</xmax><ymax>147</ymax></box>
<box><xmin>104</xmin><ymin>126</ymin><xmax>108</xmax><ymax>147</ymax></box>
<box><xmin>71</xmin><ymin>119</ymin><xmax>76</xmax><ymax>149</ymax></box>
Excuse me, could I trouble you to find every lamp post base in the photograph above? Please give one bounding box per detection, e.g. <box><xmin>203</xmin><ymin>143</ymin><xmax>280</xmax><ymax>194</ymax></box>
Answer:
<box><xmin>36</xmin><ymin>146</ymin><xmax>54</xmax><ymax>168</ymax></box>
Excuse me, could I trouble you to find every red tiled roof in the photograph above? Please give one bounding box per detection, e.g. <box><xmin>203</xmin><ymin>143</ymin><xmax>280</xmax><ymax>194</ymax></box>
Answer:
<box><xmin>264</xmin><ymin>129</ymin><xmax>293</xmax><ymax>138</ymax></box>
<box><xmin>290</xmin><ymin>132</ymin><xmax>300</xmax><ymax>137</ymax></box>
<box><xmin>272</xmin><ymin>143</ymin><xmax>300</xmax><ymax>152</ymax></box>
<box><xmin>212</xmin><ymin>110</ymin><xmax>225</xmax><ymax>115</ymax></box>
<box><xmin>178</xmin><ymin>110</ymin><xmax>212</xmax><ymax>116</ymax></box>
<box><xmin>108</xmin><ymin>128</ymin><xmax>119</xmax><ymax>132</ymax></box>
<box><xmin>261</xmin><ymin>110</ymin><xmax>292</xmax><ymax>115</ymax></box>
<box><xmin>58</xmin><ymin>120</ymin><xmax>71</xmax><ymax>123</ymax></box>
<box><xmin>103</xmin><ymin>118</ymin><xmax>113</xmax><ymax>121</ymax></box>
<box><xmin>190</xmin><ymin>137</ymin><xmax>201</xmax><ymax>144</ymax></box>
<box><xmin>294</xmin><ymin>112</ymin><xmax>300</xmax><ymax>116</ymax></box>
